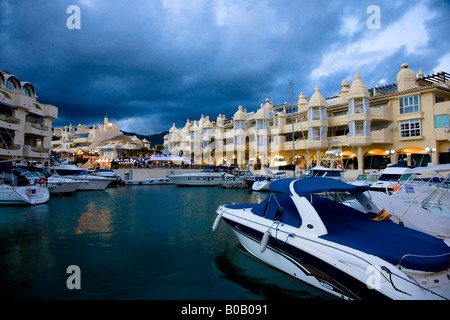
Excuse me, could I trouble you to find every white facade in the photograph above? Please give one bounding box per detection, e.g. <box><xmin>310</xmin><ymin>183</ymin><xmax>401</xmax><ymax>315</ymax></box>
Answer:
<box><xmin>0</xmin><ymin>70</ymin><xmax>58</xmax><ymax>164</ymax></box>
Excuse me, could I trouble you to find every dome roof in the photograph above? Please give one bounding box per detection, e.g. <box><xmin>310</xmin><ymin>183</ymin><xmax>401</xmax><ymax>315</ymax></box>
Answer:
<box><xmin>397</xmin><ymin>63</ymin><xmax>416</xmax><ymax>82</ymax></box>
<box><xmin>190</xmin><ymin>120</ymin><xmax>200</xmax><ymax>132</ymax></box>
<box><xmin>203</xmin><ymin>116</ymin><xmax>213</xmax><ymax>128</ymax></box>
<box><xmin>255</xmin><ymin>103</ymin><xmax>267</xmax><ymax>120</ymax></box>
<box><xmin>347</xmin><ymin>73</ymin><xmax>369</xmax><ymax>100</ymax></box>
<box><xmin>308</xmin><ymin>86</ymin><xmax>327</xmax><ymax>108</ymax></box>
<box><xmin>233</xmin><ymin>106</ymin><xmax>246</xmax><ymax>120</ymax></box>
<box><xmin>397</xmin><ymin>63</ymin><xmax>417</xmax><ymax>91</ymax></box>
<box><xmin>297</xmin><ymin>93</ymin><xmax>308</xmax><ymax>105</ymax></box>
<box><xmin>297</xmin><ymin>93</ymin><xmax>308</xmax><ymax>113</ymax></box>
<box><xmin>182</xmin><ymin>119</ymin><xmax>191</xmax><ymax>132</ymax></box>
<box><xmin>169</xmin><ymin>123</ymin><xmax>177</xmax><ymax>133</ymax></box>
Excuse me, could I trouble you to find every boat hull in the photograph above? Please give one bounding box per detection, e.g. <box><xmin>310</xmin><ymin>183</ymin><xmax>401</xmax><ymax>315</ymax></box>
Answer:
<box><xmin>125</xmin><ymin>178</ymin><xmax>174</xmax><ymax>185</ymax></box>
<box><xmin>0</xmin><ymin>185</ymin><xmax>50</xmax><ymax>205</ymax></box>
<box><xmin>168</xmin><ymin>174</ymin><xmax>232</xmax><ymax>186</ymax></box>
<box><xmin>218</xmin><ymin>208</ymin><xmax>449</xmax><ymax>300</ymax></box>
<box><xmin>64</xmin><ymin>175</ymin><xmax>111</xmax><ymax>191</ymax></box>
<box><xmin>223</xmin><ymin>217</ymin><xmax>386</xmax><ymax>300</ymax></box>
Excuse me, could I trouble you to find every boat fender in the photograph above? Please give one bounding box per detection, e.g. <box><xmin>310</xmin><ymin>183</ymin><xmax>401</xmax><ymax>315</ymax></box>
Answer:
<box><xmin>212</xmin><ymin>213</ymin><xmax>222</xmax><ymax>232</ymax></box>
<box><xmin>38</xmin><ymin>177</ymin><xmax>46</xmax><ymax>187</ymax></box>
<box><xmin>260</xmin><ymin>230</ymin><xmax>271</xmax><ymax>253</ymax></box>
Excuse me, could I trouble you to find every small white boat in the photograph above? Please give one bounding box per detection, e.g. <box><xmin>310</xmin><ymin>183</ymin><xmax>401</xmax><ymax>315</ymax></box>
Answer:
<box><xmin>251</xmin><ymin>172</ymin><xmax>287</xmax><ymax>192</ymax></box>
<box><xmin>92</xmin><ymin>168</ymin><xmax>121</xmax><ymax>183</ymax></box>
<box><xmin>124</xmin><ymin>177</ymin><xmax>174</xmax><ymax>185</ymax></box>
<box><xmin>213</xmin><ymin>177</ymin><xmax>450</xmax><ymax>300</ymax></box>
<box><xmin>168</xmin><ymin>166</ymin><xmax>235</xmax><ymax>186</ymax></box>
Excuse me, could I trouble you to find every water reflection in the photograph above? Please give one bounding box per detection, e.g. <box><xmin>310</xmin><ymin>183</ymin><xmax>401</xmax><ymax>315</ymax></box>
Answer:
<box><xmin>0</xmin><ymin>204</ymin><xmax>53</xmax><ymax>298</ymax></box>
<box><xmin>213</xmin><ymin>245</ymin><xmax>336</xmax><ymax>300</ymax></box>
<box><xmin>76</xmin><ymin>202</ymin><xmax>113</xmax><ymax>236</ymax></box>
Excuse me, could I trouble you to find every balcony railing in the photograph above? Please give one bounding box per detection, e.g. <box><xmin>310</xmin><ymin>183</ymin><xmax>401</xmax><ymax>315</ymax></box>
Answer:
<box><xmin>0</xmin><ymin>114</ymin><xmax>20</xmax><ymax>124</ymax></box>
<box><xmin>0</xmin><ymin>143</ymin><xmax>21</xmax><ymax>150</ymax></box>
<box><xmin>26</xmin><ymin>121</ymin><xmax>50</xmax><ymax>131</ymax></box>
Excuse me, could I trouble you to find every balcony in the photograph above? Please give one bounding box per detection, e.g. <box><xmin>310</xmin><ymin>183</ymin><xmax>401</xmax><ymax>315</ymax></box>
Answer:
<box><xmin>348</xmin><ymin>135</ymin><xmax>373</xmax><ymax>147</ymax></box>
<box><xmin>25</xmin><ymin>121</ymin><xmax>51</xmax><ymax>136</ymax></box>
<box><xmin>0</xmin><ymin>143</ymin><xmax>22</xmax><ymax>158</ymax></box>
<box><xmin>371</xmin><ymin>128</ymin><xmax>394</xmax><ymax>144</ymax></box>
<box><xmin>371</xmin><ymin>104</ymin><xmax>393</xmax><ymax>122</ymax></box>
<box><xmin>435</xmin><ymin>127</ymin><xmax>450</xmax><ymax>142</ymax></box>
<box><xmin>308</xmin><ymin>140</ymin><xmax>328</xmax><ymax>150</ymax></box>
<box><xmin>23</xmin><ymin>145</ymin><xmax>50</xmax><ymax>159</ymax></box>
<box><xmin>0</xmin><ymin>114</ymin><xmax>21</xmax><ymax>131</ymax></box>
<box><xmin>347</xmin><ymin>113</ymin><xmax>373</xmax><ymax>122</ymax></box>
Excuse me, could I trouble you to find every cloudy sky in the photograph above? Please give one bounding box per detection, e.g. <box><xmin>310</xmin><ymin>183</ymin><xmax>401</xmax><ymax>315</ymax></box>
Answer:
<box><xmin>1</xmin><ymin>0</ymin><xmax>449</xmax><ymax>134</ymax></box>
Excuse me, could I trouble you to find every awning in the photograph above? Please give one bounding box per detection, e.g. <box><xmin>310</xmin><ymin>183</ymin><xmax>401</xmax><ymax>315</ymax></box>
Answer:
<box><xmin>149</xmin><ymin>155</ymin><xmax>191</xmax><ymax>163</ymax></box>
<box><xmin>27</xmin><ymin>111</ymin><xmax>46</xmax><ymax>119</ymax></box>
<box><xmin>0</xmin><ymin>100</ymin><xmax>17</xmax><ymax>110</ymax></box>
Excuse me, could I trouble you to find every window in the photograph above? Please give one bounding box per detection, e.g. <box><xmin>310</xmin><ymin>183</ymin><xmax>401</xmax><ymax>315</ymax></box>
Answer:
<box><xmin>435</xmin><ymin>95</ymin><xmax>445</xmax><ymax>103</ymax></box>
<box><xmin>399</xmin><ymin>95</ymin><xmax>420</xmax><ymax>114</ymax></box>
<box><xmin>348</xmin><ymin>98</ymin><xmax>370</xmax><ymax>114</ymax></box>
<box><xmin>6</xmin><ymin>79</ymin><xmax>17</xmax><ymax>90</ymax></box>
<box><xmin>434</xmin><ymin>114</ymin><xmax>449</xmax><ymax>129</ymax></box>
<box><xmin>400</xmin><ymin>119</ymin><xmax>421</xmax><ymax>138</ymax></box>
<box><xmin>355</xmin><ymin>120</ymin><xmax>364</xmax><ymax>136</ymax></box>
<box><xmin>309</xmin><ymin>107</ymin><xmax>321</xmax><ymax>120</ymax></box>
<box><xmin>309</xmin><ymin>128</ymin><xmax>324</xmax><ymax>141</ymax></box>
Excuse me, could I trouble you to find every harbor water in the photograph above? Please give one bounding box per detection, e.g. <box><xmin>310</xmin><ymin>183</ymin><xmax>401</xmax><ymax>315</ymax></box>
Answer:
<box><xmin>0</xmin><ymin>184</ymin><xmax>334</xmax><ymax>300</ymax></box>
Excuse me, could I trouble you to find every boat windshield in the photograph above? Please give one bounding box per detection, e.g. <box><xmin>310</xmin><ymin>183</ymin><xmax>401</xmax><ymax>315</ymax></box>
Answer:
<box><xmin>356</xmin><ymin>174</ymin><xmax>380</xmax><ymax>182</ymax></box>
<box><xmin>378</xmin><ymin>173</ymin><xmax>412</xmax><ymax>181</ymax></box>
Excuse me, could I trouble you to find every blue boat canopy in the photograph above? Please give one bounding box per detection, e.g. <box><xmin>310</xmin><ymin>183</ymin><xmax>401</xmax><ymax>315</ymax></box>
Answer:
<box><xmin>269</xmin><ymin>177</ymin><xmax>370</xmax><ymax>195</ymax></box>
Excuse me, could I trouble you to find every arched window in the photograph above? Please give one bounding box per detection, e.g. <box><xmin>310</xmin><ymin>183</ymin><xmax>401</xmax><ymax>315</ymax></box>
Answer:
<box><xmin>6</xmin><ymin>79</ymin><xmax>17</xmax><ymax>90</ymax></box>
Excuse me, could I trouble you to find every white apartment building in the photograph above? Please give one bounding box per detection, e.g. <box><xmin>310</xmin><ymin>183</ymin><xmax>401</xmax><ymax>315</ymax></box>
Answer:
<box><xmin>165</xmin><ymin>63</ymin><xmax>450</xmax><ymax>172</ymax></box>
<box><xmin>0</xmin><ymin>70</ymin><xmax>58</xmax><ymax>164</ymax></box>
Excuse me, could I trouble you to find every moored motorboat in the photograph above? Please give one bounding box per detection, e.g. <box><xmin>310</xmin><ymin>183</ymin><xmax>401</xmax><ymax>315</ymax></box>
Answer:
<box><xmin>124</xmin><ymin>177</ymin><xmax>174</xmax><ymax>185</ymax></box>
<box><xmin>213</xmin><ymin>177</ymin><xmax>450</xmax><ymax>300</ymax></box>
<box><xmin>365</xmin><ymin>165</ymin><xmax>414</xmax><ymax>192</ymax></box>
<box><xmin>50</xmin><ymin>164</ymin><xmax>111</xmax><ymax>191</ymax></box>
<box><xmin>92</xmin><ymin>168</ymin><xmax>122</xmax><ymax>184</ymax></box>
<box><xmin>168</xmin><ymin>166</ymin><xmax>235</xmax><ymax>186</ymax></box>
<box><xmin>0</xmin><ymin>168</ymin><xmax>50</xmax><ymax>205</ymax></box>
<box><xmin>16</xmin><ymin>165</ymin><xmax>82</xmax><ymax>195</ymax></box>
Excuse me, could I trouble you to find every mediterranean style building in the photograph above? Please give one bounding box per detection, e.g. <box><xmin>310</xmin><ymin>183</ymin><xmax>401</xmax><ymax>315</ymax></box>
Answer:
<box><xmin>0</xmin><ymin>70</ymin><xmax>58</xmax><ymax>164</ymax></box>
<box><xmin>164</xmin><ymin>63</ymin><xmax>450</xmax><ymax>172</ymax></box>
<box><xmin>52</xmin><ymin>116</ymin><xmax>151</xmax><ymax>166</ymax></box>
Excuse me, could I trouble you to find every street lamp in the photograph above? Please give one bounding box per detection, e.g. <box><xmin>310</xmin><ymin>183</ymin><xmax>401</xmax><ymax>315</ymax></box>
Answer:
<box><xmin>425</xmin><ymin>147</ymin><xmax>436</xmax><ymax>165</ymax></box>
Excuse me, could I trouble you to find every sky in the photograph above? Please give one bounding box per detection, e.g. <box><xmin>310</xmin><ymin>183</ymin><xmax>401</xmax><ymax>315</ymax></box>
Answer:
<box><xmin>1</xmin><ymin>0</ymin><xmax>449</xmax><ymax>135</ymax></box>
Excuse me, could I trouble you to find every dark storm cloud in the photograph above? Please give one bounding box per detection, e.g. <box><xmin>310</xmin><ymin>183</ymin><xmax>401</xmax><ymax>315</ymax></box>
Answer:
<box><xmin>0</xmin><ymin>0</ymin><xmax>449</xmax><ymax>134</ymax></box>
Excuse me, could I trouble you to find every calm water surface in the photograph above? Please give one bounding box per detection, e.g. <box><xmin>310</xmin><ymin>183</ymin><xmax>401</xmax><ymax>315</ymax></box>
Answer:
<box><xmin>0</xmin><ymin>185</ymin><xmax>334</xmax><ymax>300</ymax></box>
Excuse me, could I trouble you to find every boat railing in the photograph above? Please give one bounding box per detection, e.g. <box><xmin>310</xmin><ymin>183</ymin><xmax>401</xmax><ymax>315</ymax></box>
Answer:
<box><xmin>400</xmin><ymin>188</ymin><xmax>448</xmax><ymax>218</ymax></box>
<box><xmin>398</xmin><ymin>252</ymin><xmax>450</xmax><ymax>270</ymax></box>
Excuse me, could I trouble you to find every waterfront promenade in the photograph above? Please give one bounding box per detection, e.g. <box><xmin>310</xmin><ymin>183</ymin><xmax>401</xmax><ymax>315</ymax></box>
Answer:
<box><xmin>114</xmin><ymin>167</ymin><xmax>361</xmax><ymax>181</ymax></box>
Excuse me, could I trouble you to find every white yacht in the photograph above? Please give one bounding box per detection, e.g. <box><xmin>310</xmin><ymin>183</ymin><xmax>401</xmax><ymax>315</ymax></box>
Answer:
<box><xmin>213</xmin><ymin>177</ymin><xmax>450</xmax><ymax>300</ymax></box>
<box><xmin>50</xmin><ymin>164</ymin><xmax>111</xmax><ymax>191</ymax></box>
<box><xmin>0</xmin><ymin>169</ymin><xmax>50</xmax><ymax>205</ymax></box>
<box><xmin>168</xmin><ymin>166</ymin><xmax>235</xmax><ymax>186</ymax></box>
<box><xmin>16</xmin><ymin>165</ymin><xmax>82</xmax><ymax>195</ymax></box>
<box><xmin>365</xmin><ymin>165</ymin><xmax>414</xmax><ymax>192</ymax></box>
<box><xmin>124</xmin><ymin>177</ymin><xmax>174</xmax><ymax>185</ymax></box>
<box><xmin>353</xmin><ymin>164</ymin><xmax>450</xmax><ymax>240</ymax></box>
<box><xmin>92</xmin><ymin>168</ymin><xmax>121</xmax><ymax>183</ymax></box>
